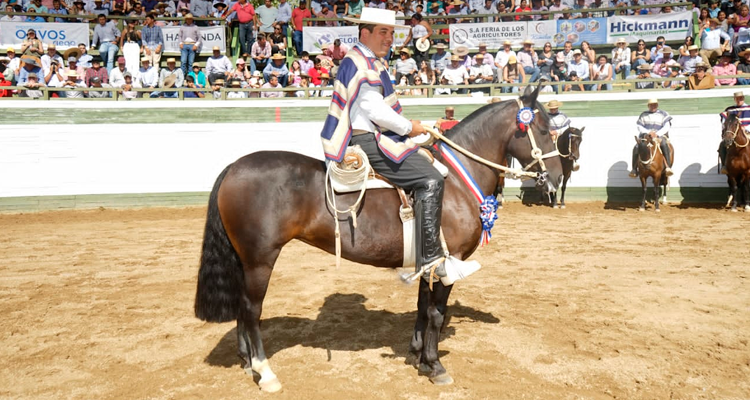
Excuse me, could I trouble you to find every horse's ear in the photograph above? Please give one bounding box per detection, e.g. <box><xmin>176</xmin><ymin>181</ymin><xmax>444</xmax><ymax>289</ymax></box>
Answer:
<box><xmin>520</xmin><ymin>83</ymin><xmax>540</xmax><ymax>107</ymax></box>
<box><xmin>634</xmin><ymin>135</ymin><xmax>639</xmax><ymax>144</ymax></box>
<box><xmin>579</xmin><ymin>126</ymin><xmax>585</xmax><ymax>134</ymax></box>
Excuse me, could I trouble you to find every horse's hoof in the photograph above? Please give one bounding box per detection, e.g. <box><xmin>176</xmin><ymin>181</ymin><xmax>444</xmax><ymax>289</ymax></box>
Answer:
<box><xmin>731</xmin><ymin>208</ymin><xmax>738</xmax><ymax>213</ymax></box>
<box><xmin>745</xmin><ymin>205</ymin><xmax>750</xmax><ymax>212</ymax></box>
<box><xmin>560</xmin><ymin>204</ymin><xmax>566</xmax><ymax>209</ymax></box>
<box><xmin>259</xmin><ymin>377</ymin><xmax>282</xmax><ymax>393</ymax></box>
<box><xmin>638</xmin><ymin>207</ymin><xmax>645</xmax><ymax>212</ymax></box>
<box><xmin>430</xmin><ymin>373</ymin><xmax>454</xmax><ymax>386</ymax></box>
<box><xmin>655</xmin><ymin>208</ymin><xmax>661</xmax><ymax>213</ymax></box>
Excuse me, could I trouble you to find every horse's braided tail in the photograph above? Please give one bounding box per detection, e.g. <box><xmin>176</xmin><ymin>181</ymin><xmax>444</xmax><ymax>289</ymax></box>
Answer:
<box><xmin>194</xmin><ymin>164</ymin><xmax>244</xmax><ymax>323</ymax></box>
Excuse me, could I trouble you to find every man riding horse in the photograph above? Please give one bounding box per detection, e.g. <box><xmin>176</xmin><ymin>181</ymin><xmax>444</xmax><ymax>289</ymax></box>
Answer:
<box><xmin>719</xmin><ymin>91</ymin><xmax>750</xmax><ymax>174</ymax></box>
<box><xmin>319</xmin><ymin>8</ymin><xmax>479</xmax><ymax>284</ymax></box>
<box><xmin>630</xmin><ymin>98</ymin><xmax>673</xmax><ymax>178</ymax></box>
<box><xmin>546</xmin><ymin>99</ymin><xmax>570</xmax><ymax>142</ymax></box>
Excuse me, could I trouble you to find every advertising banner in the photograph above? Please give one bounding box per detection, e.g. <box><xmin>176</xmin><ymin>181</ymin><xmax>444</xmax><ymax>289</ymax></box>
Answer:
<box><xmin>554</xmin><ymin>17</ymin><xmax>606</xmax><ymax>47</ymax></box>
<box><xmin>449</xmin><ymin>21</ymin><xmax>527</xmax><ymax>50</ymax></box>
<box><xmin>607</xmin><ymin>11</ymin><xmax>692</xmax><ymax>43</ymax></box>
<box><xmin>302</xmin><ymin>26</ymin><xmax>358</xmax><ymax>53</ymax></box>
<box><xmin>162</xmin><ymin>25</ymin><xmax>225</xmax><ymax>55</ymax></box>
<box><xmin>0</xmin><ymin>21</ymin><xmax>88</xmax><ymax>50</ymax></box>
<box><xmin>527</xmin><ymin>20</ymin><xmax>557</xmax><ymax>46</ymax></box>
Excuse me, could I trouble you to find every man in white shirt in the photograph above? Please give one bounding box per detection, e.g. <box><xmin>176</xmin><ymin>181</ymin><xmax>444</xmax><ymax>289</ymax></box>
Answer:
<box><xmin>260</xmin><ymin>74</ymin><xmax>283</xmax><ymax>97</ymax></box>
<box><xmin>494</xmin><ymin>40</ymin><xmax>516</xmax><ymax>82</ymax></box>
<box><xmin>109</xmin><ymin>57</ymin><xmax>128</xmax><ymax>88</ymax></box>
<box><xmin>137</xmin><ymin>57</ymin><xmax>158</xmax><ymax>97</ymax></box>
<box><xmin>441</xmin><ymin>54</ymin><xmax>470</xmax><ymax>93</ymax></box>
<box><xmin>205</xmin><ymin>45</ymin><xmax>233</xmax><ymax>85</ymax></box>
<box><xmin>41</xmin><ymin>43</ymin><xmax>65</xmax><ymax>73</ymax></box>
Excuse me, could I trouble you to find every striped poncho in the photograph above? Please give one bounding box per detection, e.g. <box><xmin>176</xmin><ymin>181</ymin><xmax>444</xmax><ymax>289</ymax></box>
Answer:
<box><xmin>320</xmin><ymin>45</ymin><xmax>419</xmax><ymax>163</ymax></box>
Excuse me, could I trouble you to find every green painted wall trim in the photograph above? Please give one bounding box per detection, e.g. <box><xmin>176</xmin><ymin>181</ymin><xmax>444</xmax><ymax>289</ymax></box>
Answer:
<box><xmin>0</xmin><ymin>97</ymin><xmax>732</xmax><ymax>125</ymax></box>
<box><xmin>0</xmin><ymin>187</ymin><xmax>730</xmax><ymax>213</ymax></box>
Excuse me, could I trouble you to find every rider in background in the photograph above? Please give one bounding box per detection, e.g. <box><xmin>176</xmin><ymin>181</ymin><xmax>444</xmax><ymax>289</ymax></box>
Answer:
<box><xmin>435</xmin><ymin>106</ymin><xmax>460</xmax><ymax>133</ymax></box>
<box><xmin>546</xmin><ymin>99</ymin><xmax>569</xmax><ymax>141</ymax></box>
<box><xmin>719</xmin><ymin>91</ymin><xmax>750</xmax><ymax>174</ymax></box>
<box><xmin>630</xmin><ymin>98</ymin><xmax>673</xmax><ymax>178</ymax></box>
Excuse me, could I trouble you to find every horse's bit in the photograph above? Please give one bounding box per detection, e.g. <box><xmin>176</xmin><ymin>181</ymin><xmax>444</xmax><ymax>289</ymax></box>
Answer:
<box><xmin>724</xmin><ymin>120</ymin><xmax>750</xmax><ymax>148</ymax></box>
<box><xmin>515</xmin><ymin>99</ymin><xmax>560</xmax><ymax>187</ymax></box>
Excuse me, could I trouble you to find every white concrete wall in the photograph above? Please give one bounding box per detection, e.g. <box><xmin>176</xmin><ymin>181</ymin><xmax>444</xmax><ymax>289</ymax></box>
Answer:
<box><xmin>0</xmin><ymin>114</ymin><xmax>726</xmax><ymax>198</ymax></box>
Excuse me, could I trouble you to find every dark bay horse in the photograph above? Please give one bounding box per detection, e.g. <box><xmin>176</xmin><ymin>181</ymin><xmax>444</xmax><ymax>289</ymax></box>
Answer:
<box><xmin>636</xmin><ymin>132</ymin><xmax>673</xmax><ymax>212</ymax></box>
<box><xmin>194</xmin><ymin>87</ymin><xmax>563</xmax><ymax>392</ymax></box>
<box><xmin>550</xmin><ymin>127</ymin><xmax>584</xmax><ymax>209</ymax></box>
<box><xmin>493</xmin><ymin>127</ymin><xmax>583</xmax><ymax>209</ymax></box>
<box><xmin>721</xmin><ymin>113</ymin><xmax>750</xmax><ymax>212</ymax></box>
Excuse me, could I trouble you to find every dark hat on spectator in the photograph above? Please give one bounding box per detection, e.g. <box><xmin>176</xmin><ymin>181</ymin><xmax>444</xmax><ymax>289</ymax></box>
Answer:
<box><xmin>21</xmin><ymin>55</ymin><xmax>40</xmax><ymax>67</ymax></box>
<box><xmin>63</xmin><ymin>47</ymin><xmax>81</xmax><ymax>60</ymax></box>
<box><xmin>213</xmin><ymin>2</ymin><xmax>227</xmax><ymax>8</ymax></box>
<box><xmin>28</xmin><ymin>72</ymin><xmax>38</xmax><ymax>79</ymax></box>
<box><xmin>92</xmin><ymin>56</ymin><xmax>102</xmax><ymax>64</ymax></box>
<box><xmin>91</xmin><ymin>76</ymin><xmax>101</xmax><ymax>83</ymax></box>
<box><xmin>454</xmin><ymin>45</ymin><xmax>469</xmax><ymax>56</ymax></box>
<box><xmin>721</xmin><ymin>51</ymin><xmax>733</xmax><ymax>58</ymax></box>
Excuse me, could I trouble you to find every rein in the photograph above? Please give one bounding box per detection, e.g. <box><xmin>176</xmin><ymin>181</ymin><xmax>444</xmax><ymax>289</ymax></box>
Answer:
<box><xmin>423</xmin><ymin>100</ymin><xmax>559</xmax><ymax>183</ymax></box>
<box><xmin>638</xmin><ymin>137</ymin><xmax>659</xmax><ymax>166</ymax></box>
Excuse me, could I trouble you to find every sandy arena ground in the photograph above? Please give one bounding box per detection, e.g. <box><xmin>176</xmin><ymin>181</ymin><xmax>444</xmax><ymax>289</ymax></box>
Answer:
<box><xmin>1</xmin><ymin>203</ymin><xmax>749</xmax><ymax>400</ymax></box>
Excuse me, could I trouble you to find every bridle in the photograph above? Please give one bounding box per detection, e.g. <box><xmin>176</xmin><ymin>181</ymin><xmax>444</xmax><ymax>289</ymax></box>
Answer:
<box><xmin>555</xmin><ymin>128</ymin><xmax>581</xmax><ymax>160</ymax></box>
<box><xmin>723</xmin><ymin>117</ymin><xmax>750</xmax><ymax>148</ymax></box>
<box><xmin>638</xmin><ymin>135</ymin><xmax>659</xmax><ymax>166</ymax></box>
<box><xmin>424</xmin><ymin>99</ymin><xmax>559</xmax><ymax>187</ymax></box>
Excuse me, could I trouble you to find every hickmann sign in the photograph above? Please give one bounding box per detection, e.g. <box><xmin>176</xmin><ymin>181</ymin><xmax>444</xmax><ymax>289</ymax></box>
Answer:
<box><xmin>607</xmin><ymin>11</ymin><xmax>693</xmax><ymax>43</ymax></box>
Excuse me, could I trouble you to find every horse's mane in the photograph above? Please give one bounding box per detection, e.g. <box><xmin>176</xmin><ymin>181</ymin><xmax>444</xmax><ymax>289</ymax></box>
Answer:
<box><xmin>444</xmin><ymin>93</ymin><xmax>551</xmax><ymax>150</ymax></box>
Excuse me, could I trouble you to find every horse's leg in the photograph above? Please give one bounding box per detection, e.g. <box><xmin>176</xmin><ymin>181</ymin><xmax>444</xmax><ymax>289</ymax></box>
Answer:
<box><xmin>419</xmin><ymin>278</ymin><xmax>455</xmax><ymax>385</ymax></box>
<box><xmin>743</xmin><ymin>177</ymin><xmax>750</xmax><ymax>212</ymax></box>
<box><xmin>494</xmin><ymin>176</ymin><xmax>505</xmax><ymax>209</ymax></box>
<box><xmin>238</xmin><ymin>253</ymin><xmax>282</xmax><ymax>392</ymax></box>
<box><xmin>654</xmin><ymin>174</ymin><xmax>662</xmax><ymax>213</ymax></box>
<box><xmin>639</xmin><ymin>175</ymin><xmax>647</xmax><ymax>211</ymax></box>
<box><xmin>408</xmin><ymin>278</ymin><xmax>430</xmax><ymax>371</ymax></box>
<box><xmin>729</xmin><ymin>177</ymin><xmax>738</xmax><ymax>212</ymax></box>
<box><xmin>560</xmin><ymin>168</ymin><xmax>570</xmax><ymax>209</ymax></box>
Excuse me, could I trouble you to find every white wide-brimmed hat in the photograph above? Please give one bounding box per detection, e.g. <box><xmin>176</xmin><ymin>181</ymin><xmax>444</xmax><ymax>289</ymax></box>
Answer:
<box><xmin>344</xmin><ymin>8</ymin><xmax>401</xmax><ymax>27</ymax></box>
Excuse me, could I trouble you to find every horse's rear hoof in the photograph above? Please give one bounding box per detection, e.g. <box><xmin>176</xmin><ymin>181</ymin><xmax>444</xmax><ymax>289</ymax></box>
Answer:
<box><xmin>731</xmin><ymin>208</ymin><xmax>738</xmax><ymax>213</ymax></box>
<box><xmin>430</xmin><ymin>373</ymin><xmax>454</xmax><ymax>386</ymax></box>
<box><xmin>655</xmin><ymin>208</ymin><xmax>661</xmax><ymax>213</ymax></box>
<box><xmin>560</xmin><ymin>204</ymin><xmax>566</xmax><ymax>209</ymax></box>
<box><xmin>745</xmin><ymin>205</ymin><xmax>750</xmax><ymax>212</ymax></box>
<box><xmin>638</xmin><ymin>207</ymin><xmax>645</xmax><ymax>212</ymax></box>
<box><xmin>259</xmin><ymin>377</ymin><xmax>282</xmax><ymax>393</ymax></box>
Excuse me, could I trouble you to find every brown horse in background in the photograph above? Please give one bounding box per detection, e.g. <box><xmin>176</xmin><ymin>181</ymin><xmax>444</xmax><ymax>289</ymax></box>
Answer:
<box><xmin>636</xmin><ymin>132</ymin><xmax>673</xmax><ymax>212</ymax></box>
<box><xmin>721</xmin><ymin>113</ymin><xmax>750</xmax><ymax>212</ymax></box>
<box><xmin>193</xmin><ymin>86</ymin><xmax>563</xmax><ymax>392</ymax></box>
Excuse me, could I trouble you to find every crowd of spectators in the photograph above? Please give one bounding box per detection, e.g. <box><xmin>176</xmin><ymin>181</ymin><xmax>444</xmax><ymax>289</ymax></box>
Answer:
<box><xmin>2</xmin><ymin>0</ymin><xmax>750</xmax><ymax>98</ymax></box>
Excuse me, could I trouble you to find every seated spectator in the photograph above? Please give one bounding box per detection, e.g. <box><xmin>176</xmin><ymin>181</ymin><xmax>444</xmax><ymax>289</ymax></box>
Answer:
<box><xmin>714</xmin><ymin>51</ymin><xmax>737</xmax><ymax>86</ymax></box>
<box><xmin>737</xmin><ymin>49</ymin><xmax>750</xmax><ymax>85</ymax></box>
<box><xmin>269</xmin><ymin>25</ymin><xmax>287</xmax><ymax>55</ymax></box>
<box><xmin>567</xmin><ymin>49</ymin><xmax>590</xmax><ymax>89</ymax></box>
<box><xmin>206</xmin><ymin>46</ymin><xmax>232</xmax><ymax>85</ymax></box>
<box><xmin>469</xmin><ymin>53</ymin><xmax>494</xmax><ymax>85</ymax></box>
<box><xmin>322</xmin><ymin>39</ymin><xmax>348</xmax><ymax>66</ymax></box>
<box><xmin>678</xmin><ymin>36</ymin><xmax>695</xmax><ymax>58</ymax></box>
<box><xmin>653</xmin><ymin>47</ymin><xmax>678</xmax><ymax>76</ymax></box>
<box><xmin>548</xmin><ymin>0</ymin><xmax>566</xmax><ymax>19</ymax></box>
<box><xmin>229</xmin><ymin>58</ymin><xmax>251</xmax><ymax>87</ymax></box>
<box><xmin>43</xmin><ymin>60</ymin><xmax>65</xmax><ymax>96</ymax></box>
<box><xmin>680</xmin><ymin>45</ymin><xmax>702</xmax><ymax>74</ymax></box>
<box><xmin>1</xmin><ymin>4</ymin><xmax>23</xmax><ymax>22</ymax></box>
<box><xmin>550</xmin><ymin>53</ymin><xmax>568</xmax><ymax>94</ymax></box>
<box><xmin>299</xmin><ymin>52</ymin><xmax>314</xmax><ymax>74</ymax></box>
<box><xmin>62</xmin><ymin>71</ymin><xmax>87</xmax><ymax>98</ymax></box>
<box><xmin>515</xmin><ymin>0</ymin><xmax>531</xmax><ymax>20</ymax></box>
<box><xmin>247</xmin><ymin>71</ymin><xmax>262</xmax><ymax>98</ymax></box>
<box><xmin>251</xmin><ymin>33</ymin><xmax>273</xmax><ymax>73</ymax></box>
<box><xmin>612</xmin><ymin>38</ymin><xmax>631</xmax><ymax>78</ymax></box>
<box><xmin>20</xmin><ymin>72</ymin><xmax>45</xmax><ymax>98</ymax></box>
<box><xmin>0</xmin><ymin>72</ymin><xmax>12</xmax><ymax>97</ymax></box>
<box><xmin>430</xmin><ymin>43</ymin><xmax>451</xmax><ymax>76</ymax></box>
<box><xmin>440</xmin><ymin>54</ymin><xmax>470</xmax><ymax>94</ymax></box>
<box><xmin>700</xmin><ymin>18</ymin><xmax>730</xmax><ymax>65</ymax></box>
<box><xmin>517</xmin><ymin>39</ymin><xmax>540</xmax><ymax>82</ymax></box>
<box><xmin>156</xmin><ymin>57</ymin><xmax>184</xmax><ymax>98</ymax></box>
<box><xmin>501</xmin><ymin>55</ymin><xmax>525</xmax><ymax>93</ymax></box>
<box><xmin>17</xmin><ymin>56</ymin><xmax>43</xmax><ymax>85</ymax></box>
<box><xmin>631</xmin><ymin>39</ymin><xmax>650</xmax><ymax>70</ymax></box>
<box><xmin>294</xmin><ymin>74</ymin><xmax>311</xmax><ymax>97</ymax></box>
<box><xmin>3</xmin><ymin>47</ymin><xmax>19</xmax><ymax>85</ymax></box>
<box><xmin>41</xmin><ymin>44</ymin><xmax>65</xmax><ymax>73</ymax></box>
<box><xmin>85</xmin><ymin>57</ymin><xmax>109</xmax><ymax>87</ymax></box>
<box><xmin>419</xmin><ymin>60</ymin><xmax>436</xmax><ymax>85</ymax></box>
<box><xmin>137</xmin><ymin>57</ymin><xmax>158</xmax><ymax>96</ymax></box>
<box><xmin>264</xmin><ymin>53</ymin><xmax>290</xmax><ymax>87</ymax></box>
<box><xmin>410</xmin><ymin>76</ymin><xmax>425</xmax><ymax>96</ymax></box>
<box><xmin>395</xmin><ymin>75</ymin><xmax>409</xmax><ymax>95</ymax></box>
<box><xmin>395</xmin><ymin>48</ymin><xmax>418</xmax><ymax>85</ymax></box>
<box><xmin>65</xmin><ymin>57</ymin><xmax>86</xmax><ymax>82</ymax></box>
<box><xmin>49</xmin><ymin>0</ymin><xmax>69</xmax><ymax>22</ymax></box>
<box><xmin>473</xmin><ymin>43</ymin><xmax>495</xmax><ymax>69</ymax></box>
<box><xmin>109</xmin><ymin>57</ymin><xmax>128</xmax><ymax>88</ymax></box>
<box><xmin>650</xmin><ymin>36</ymin><xmax>667</xmax><ymax>63</ymax></box>
<box><xmin>688</xmin><ymin>61</ymin><xmax>715</xmax><ymax>89</ymax></box>
<box><xmin>120</xmin><ymin>71</ymin><xmax>138</xmax><ymax>100</ymax></box>
<box><xmin>317</xmin><ymin>72</ymin><xmax>332</xmax><ymax>97</ymax></box>
<box><xmin>227</xmin><ymin>80</ymin><xmax>247</xmax><ymax>98</ymax></box>
<box><xmin>211</xmin><ymin>78</ymin><xmax>226</xmax><ymax>99</ymax></box>
<box><xmin>189</xmin><ymin>64</ymin><xmax>207</xmax><ymax>88</ymax></box>
<box><xmin>626</xmin><ymin>63</ymin><xmax>656</xmax><ymax>89</ymax></box>
<box><xmin>539</xmin><ymin>75</ymin><xmax>554</xmax><ymax>93</ymax></box>
<box><xmin>734</xmin><ymin>27</ymin><xmax>750</xmax><ymax>60</ymax></box>
<box><xmin>494</xmin><ymin>40</ymin><xmax>517</xmax><ymax>81</ymax></box>
<box><xmin>87</xmin><ymin>76</ymin><xmax>113</xmax><ymax>98</ymax></box>
<box><xmin>663</xmin><ymin>64</ymin><xmax>687</xmax><ymax>89</ymax></box>
<box><xmin>75</xmin><ymin>44</ymin><xmax>93</xmax><ymax>69</ymax></box>
<box><xmin>591</xmin><ymin>55</ymin><xmax>613</xmax><ymax>91</ymax></box>
<box><xmin>307</xmin><ymin>57</ymin><xmax>328</xmax><ymax>86</ymax></box>
<box><xmin>183</xmin><ymin>75</ymin><xmax>205</xmax><ymax>98</ymax></box>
